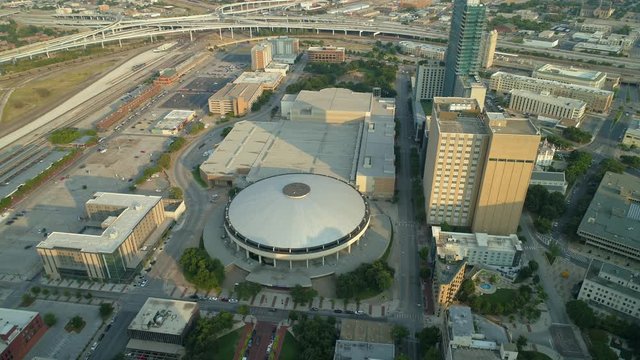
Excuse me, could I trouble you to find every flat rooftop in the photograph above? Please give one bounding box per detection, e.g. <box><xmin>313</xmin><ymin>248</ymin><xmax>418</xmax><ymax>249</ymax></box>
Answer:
<box><xmin>292</xmin><ymin>88</ymin><xmax>373</xmax><ymax>114</ymax></box>
<box><xmin>509</xmin><ymin>89</ymin><xmax>586</xmax><ymax>109</ymax></box>
<box><xmin>531</xmin><ymin>171</ymin><xmax>566</xmax><ymax>183</ymax></box>
<box><xmin>452</xmin><ymin>348</ymin><xmax>502</xmax><ymax>360</ymax></box>
<box><xmin>625</xmin><ymin>119</ymin><xmax>640</xmax><ymax>136</ymax></box>
<box><xmin>485</xmin><ymin>111</ymin><xmax>540</xmax><ymax>135</ymax></box>
<box><xmin>536</xmin><ymin>63</ymin><xmax>605</xmax><ymax>81</ymax></box>
<box><xmin>209</xmin><ymin>83</ymin><xmax>262</xmax><ymax>101</ymax></box>
<box><xmin>578</xmin><ymin>172</ymin><xmax>640</xmax><ymax>251</ymax></box>
<box><xmin>340</xmin><ymin>319</ymin><xmax>393</xmax><ymax>344</ymax></box>
<box><xmin>155</xmin><ymin>110</ymin><xmax>195</xmax><ymax>130</ymax></box>
<box><xmin>200</xmin><ymin>120</ymin><xmax>361</xmax><ymax>182</ymax></box>
<box><xmin>0</xmin><ymin>308</ymin><xmax>38</xmax><ymax>353</ymax></box>
<box><xmin>435</xmin><ymin>259</ymin><xmax>465</xmax><ymax>285</ymax></box>
<box><xmin>584</xmin><ymin>260</ymin><xmax>640</xmax><ymax>299</ymax></box>
<box><xmin>434</xmin><ymin>97</ymin><xmax>488</xmax><ymax>135</ymax></box>
<box><xmin>37</xmin><ymin>192</ymin><xmax>162</xmax><ymax>254</ymax></box>
<box><xmin>334</xmin><ymin>340</ymin><xmax>395</xmax><ymax>360</ymax></box>
<box><xmin>233</xmin><ymin>71</ymin><xmax>282</xmax><ymax>86</ymax></box>
<box><xmin>491</xmin><ymin>72</ymin><xmax>614</xmax><ymax>96</ymax></box>
<box><xmin>432</xmin><ymin>226</ymin><xmax>522</xmax><ymax>252</ymax></box>
<box><xmin>449</xmin><ymin>305</ymin><xmax>474</xmax><ymax>338</ymax></box>
<box><xmin>128</xmin><ymin>298</ymin><xmax>198</xmax><ymax>336</ymax></box>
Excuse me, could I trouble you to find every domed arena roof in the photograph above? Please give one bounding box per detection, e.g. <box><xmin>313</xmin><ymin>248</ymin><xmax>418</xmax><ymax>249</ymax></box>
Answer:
<box><xmin>226</xmin><ymin>173</ymin><xmax>369</xmax><ymax>251</ymax></box>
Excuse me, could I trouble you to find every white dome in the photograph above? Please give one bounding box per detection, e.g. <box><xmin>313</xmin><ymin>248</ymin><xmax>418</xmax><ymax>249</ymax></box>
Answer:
<box><xmin>226</xmin><ymin>173</ymin><xmax>369</xmax><ymax>251</ymax></box>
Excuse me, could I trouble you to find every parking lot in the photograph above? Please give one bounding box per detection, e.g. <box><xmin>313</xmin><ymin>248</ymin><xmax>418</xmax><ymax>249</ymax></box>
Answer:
<box><xmin>25</xmin><ymin>300</ymin><xmax>103</xmax><ymax>360</ymax></box>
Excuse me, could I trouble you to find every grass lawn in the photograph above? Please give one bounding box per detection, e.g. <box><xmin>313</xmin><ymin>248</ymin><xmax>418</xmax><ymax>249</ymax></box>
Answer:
<box><xmin>482</xmin><ymin>288</ymin><xmax>517</xmax><ymax>306</ymax></box>
<box><xmin>2</xmin><ymin>60</ymin><xmax>116</xmax><ymax>124</ymax></box>
<box><xmin>279</xmin><ymin>332</ymin><xmax>301</xmax><ymax>360</ymax></box>
<box><xmin>213</xmin><ymin>328</ymin><xmax>241</xmax><ymax>360</ymax></box>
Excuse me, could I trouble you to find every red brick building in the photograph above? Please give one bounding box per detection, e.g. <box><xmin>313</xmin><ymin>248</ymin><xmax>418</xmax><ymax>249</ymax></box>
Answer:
<box><xmin>307</xmin><ymin>46</ymin><xmax>346</xmax><ymax>63</ymax></box>
<box><xmin>0</xmin><ymin>309</ymin><xmax>48</xmax><ymax>360</ymax></box>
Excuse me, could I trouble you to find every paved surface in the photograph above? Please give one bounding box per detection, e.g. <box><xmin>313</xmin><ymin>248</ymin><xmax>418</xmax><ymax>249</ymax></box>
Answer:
<box><xmin>25</xmin><ymin>300</ymin><xmax>103</xmax><ymax>360</ymax></box>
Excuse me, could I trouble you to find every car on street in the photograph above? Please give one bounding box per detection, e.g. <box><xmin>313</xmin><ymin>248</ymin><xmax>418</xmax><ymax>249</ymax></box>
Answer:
<box><xmin>333</xmin><ymin>309</ymin><xmax>343</xmax><ymax>313</ymax></box>
<box><xmin>310</xmin><ymin>307</ymin><xmax>319</xmax><ymax>311</ymax></box>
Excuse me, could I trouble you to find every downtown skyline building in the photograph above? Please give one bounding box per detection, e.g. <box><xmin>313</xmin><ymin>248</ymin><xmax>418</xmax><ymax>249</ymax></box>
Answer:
<box><xmin>443</xmin><ymin>0</ymin><xmax>487</xmax><ymax>96</ymax></box>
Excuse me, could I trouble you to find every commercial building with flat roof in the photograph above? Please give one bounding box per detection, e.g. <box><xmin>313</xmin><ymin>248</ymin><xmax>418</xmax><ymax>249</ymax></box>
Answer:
<box><xmin>126</xmin><ymin>298</ymin><xmax>199</xmax><ymax>359</ymax></box>
<box><xmin>37</xmin><ymin>192</ymin><xmax>180</xmax><ymax>281</ymax></box>
<box><xmin>208</xmin><ymin>83</ymin><xmax>263</xmax><ymax>116</ymax></box>
<box><xmin>0</xmin><ymin>308</ymin><xmax>47</xmax><ymax>360</ymax></box>
<box><xmin>533</xmin><ymin>64</ymin><xmax>607</xmax><ymax>89</ymax></box>
<box><xmin>152</xmin><ymin>110</ymin><xmax>196</xmax><ymax>135</ymax></box>
<box><xmin>574</xmin><ymin>42</ymin><xmax>622</xmax><ymax>55</ymax></box>
<box><xmin>399</xmin><ymin>41</ymin><xmax>446</xmax><ymax>60</ymax></box>
<box><xmin>530</xmin><ymin>171</ymin><xmax>568</xmax><ymax>194</ymax></box>
<box><xmin>269</xmin><ymin>36</ymin><xmax>299</xmax><ymax>64</ymax></box>
<box><xmin>202</xmin><ymin>88</ymin><xmax>395</xmax><ymax>199</ymax></box>
<box><xmin>250</xmin><ymin>42</ymin><xmax>272</xmax><ymax>70</ymax></box>
<box><xmin>432</xmin><ymin>226</ymin><xmax>523</xmax><ymax>267</ymax></box>
<box><xmin>577</xmin><ymin>260</ymin><xmax>640</xmax><ymax>320</ymax></box>
<box><xmin>334</xmin><ymin>340</ymin><xmax>395</xmax><ymax>360</ymax></box>
<box><xmin>535</xmin><ymin>139</ymin><xmax>556</xmax><ymax>169</ymax></box>
<box><xmin>490</xmin><ymin>71</ymin><xmax>614</xmax><ymax>112</ymax></box>
<box><xmin>233</xmin><ymin>71</ymin><xmax>283</xmax><ymax>91</ymax></box>
<box><xmin>307</xmin><ymin>46</ymin><xmax>345</xmax><ymax>63</ymax></box>
<box><xmin>508</xmin><ymin>89</ymin><xmax>586</xmax><ymax>122</ymax></box>
<box><xmin>622</xmin><ymin>119</ymin><xmax>640</xmax><ymax>147</ymax></box>
<box><xmin>433</xmin><ymin>259</ymin><xmax>466</xmax><ymax>314</ymax></box>
<box><xmin>423</xmin><ymin>98</ymin><xmax>540</xmax><ymax>235</ymax></box>
<box><xmin>577</xmin><ymin>172</ymin><xmax>640</xmax><ymax>261</ymax></box>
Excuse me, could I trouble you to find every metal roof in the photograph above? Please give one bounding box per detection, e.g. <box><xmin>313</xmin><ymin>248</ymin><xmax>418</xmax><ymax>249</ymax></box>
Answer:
<box><xmin>226</xmin><ymin>173</ymin><xmax>368</xmax><ymax>250</ymax></box>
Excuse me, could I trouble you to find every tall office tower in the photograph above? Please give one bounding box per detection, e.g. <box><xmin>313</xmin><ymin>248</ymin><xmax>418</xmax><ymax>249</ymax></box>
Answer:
<box><xmin>269</xmin><ymin>36</ymin><xmax>300</xmax><ymax>64</ymax></box>
<box><xmin>415</xmin><ymin>60</ymin><xmax>446</xmax><ymax>100</ymax></box>
<box><xmin>423</xmin><ymin>98</ymin><xmax>540</xmax><ymax>235</ymax></box>
<box><xmin>251</xmin><ymin>42</ymin><xmax>272</xmax><ymax>71</ymax></box>
<box><xmin>471</xmin><ymin>113</ymin><xmax>540</xmax><ymax>235</ymax></box>
<box><xmin>423</xmin><ymin>98</ymin><xmax>490</xmax><ymax>228</ymax></box>
<box><xmin>480</xmin><ymin>30</ymin><xmax>498</xmax><ymax>69</ymax></box>
<box><xmin>443</xmin><ymin>0</ymin><xmax>487</xmax><ymax>96</ymax></box>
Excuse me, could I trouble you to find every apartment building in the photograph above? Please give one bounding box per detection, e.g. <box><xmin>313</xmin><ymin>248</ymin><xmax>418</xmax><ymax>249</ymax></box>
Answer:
<box><xmin>508</xmin><ymin>89</ymin><xmax>587</xmax><ymax>122</ymax></box>
<box><xmin>208</xmin><ymin>83</ymin><xmax>263</xmax><ymax>116</ymax></box>
<box><xmin>577</xmin><ymin>260</ymin><xmax>640</xmax><ymax>320</ymax></box>
<box><xmin>399</xmin><ymin>41</ymin><xmax>446</xmax><ymax>60</ymax></box>
<box><xmin>423</xmin><ymin>98</ymin><xmax>489</xmax><ymax>228</ymax></box>
<box><xmin>423</xmin><ymin>98</ymin><xmax>540</xmax><ymax>235</ymax></box>
<box><xmin>415</xmin><ymin>60</ymin><xmax>446</xmax><ymax>100</ymax></box>
<box><xmin>250</xmin><ymin>42</ymin><xmax>272</xmax><ymax>70</ymax></box>
<box><xmin>0</xmin><ymin>308</ymin><xmax>48</xmax><ymax>360</ymax></box>
<box><xmin>577</xmin><ymin>172</ymin><xmax>640</xmax><ymax>261</ymax></box>
<box><xmin>489</xmin><ymin>72</ymin><xmax>613</xmax><ymax>112</ymax></box>
<box><xmin>432</xmin><ymin>226</ymin><xmax>523</xmax><ymax>267</ymax></box>
<box><xmin>268</xmin><ymin>36</ymin><xmax>299</xmax><ymax>64</ymax></box>
<box><xmin>307</xmin><ymin>46</ymin><xmax>346</xmax><ymax>63</ymax></box>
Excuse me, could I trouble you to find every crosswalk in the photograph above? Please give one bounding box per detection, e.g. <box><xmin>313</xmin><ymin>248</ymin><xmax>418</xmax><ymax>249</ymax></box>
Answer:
<box><xmin>390</xmin><ymin>312</ymin><xmax>424</xmax><ymax>320</ymax></box>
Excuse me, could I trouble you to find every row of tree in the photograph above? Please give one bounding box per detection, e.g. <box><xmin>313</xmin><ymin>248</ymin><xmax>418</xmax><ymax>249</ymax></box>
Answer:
<box><xmin>184</xmin><ymin>311</ymin><xmax>234</xmax><ymax>359</ymax></box>
<box><xmin>525</xmin><ymin>185</ymin><xmax>566</xmax><ymax>233</ymax></box>
<box><xmin>292</xmin><ymin>315</ymin><xmax>338</xmax><ymax>360</ymax></box>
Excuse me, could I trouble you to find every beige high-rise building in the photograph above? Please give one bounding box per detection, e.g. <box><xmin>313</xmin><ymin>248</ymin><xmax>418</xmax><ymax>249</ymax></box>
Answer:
<box><xmin>423</xmin><ymin>98</ymin><xmax>540</xmax><ymax>235</ymax></box>
<box><xmin>251</xmin><ymin>42</ymin><xmax>272</xmax><ymax>71</ymax></box>
<box><xmin>423</xmin><ymin>97</ymin><xmax>490</xmax><ymax>228</ymax></box>
<box><xmin>471</xmin><ymin>112</ymin><xmax>540</xmax><ymax>235</ymax></box>
<box><xmin>480</xmin><ymin>30</ymin><xmax>497</xmax><ymax>69</ymax></box>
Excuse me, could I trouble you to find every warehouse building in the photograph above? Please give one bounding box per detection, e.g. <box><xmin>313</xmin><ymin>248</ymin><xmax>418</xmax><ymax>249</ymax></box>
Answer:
<box><xmin>152</xmin><ymin>110</ymin><xmax>196</xmax><ymax>135</ymax></box>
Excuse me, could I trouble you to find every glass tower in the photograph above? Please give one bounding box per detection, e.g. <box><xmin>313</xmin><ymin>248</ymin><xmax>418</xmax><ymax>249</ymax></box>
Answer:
<box><xmin>443</xmin><ymin>0</ymin><xmax>487</xmax><ymax>96</ymax></box>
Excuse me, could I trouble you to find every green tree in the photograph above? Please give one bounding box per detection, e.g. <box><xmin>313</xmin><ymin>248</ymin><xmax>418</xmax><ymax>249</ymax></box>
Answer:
<box><xmin>168</xmin><ymin>137</ymin><xmax>186</xmax><ymax>153</ymax></box>
<box><xmin>99</xmin><ymin>303</ymin><xmax>114</xmax><ymax>321</ymax></box>
<box><xmin>516</xmin><ymin>335</ymin><xmax>528</xmax><ymax>351</ymax></box>
<box><xmin>290</xmin><ymin>284</ymin><xmax>318</xmax><ymax>306</ymax></box>
<box><xmin>179</xmin><ymin>248</ymin><xmax>225</xmax><ymax>290</ymax></box>
<box><xmin>221</xmin><ymin>126</ymin><xmax>232</xmax><ymax>138</ymax></box>
<box><xmin>185</xmin><ymin>312</ymin><xmax>234</xmax><ymax>358</ymax></box>
<box><xmin>292</xmin><ymin>315</ymin><xmax>338</xmax><ymax>360</ymax></box>
<box><xmin>169</xmin><ymin>186</ymin><xmax>183</xmax><ymax>200</ymax></box>
<box><xmin>391</xmin><ymin>325</ymin><xmax>409</xmax><ymax>344</ymax></box>
<box><xmin>424</xmin><ymin>347</ymin><xmax>440</xmax><ymax>360</ymax></box>
<box><xmin>158</xmin><ymin>153</ymin><xmax>171</xmax><ymax>169</ymax></box>
<box><xmin>235</xmin><ymin>281</ymin><xmax>262</xmax><ymax>300</ymax></box>
<box><xmin>620</xmin><ymin>155</ymin><xmax>640</xmax><ymax>169</ymax></box>
<box><xmin>288</xmin><ymin>310</ymin><xmax>299</xmax><ymax>322</ymax></box>
<box><xmin>44</xmin><ymin>313</ymin><xmax>57</xmax><ymax>327</ymax></box>
<box><xmin>30</xmin><ymin>287</ymin><xmax>41</xmax><ymax>296</ymax></box>
<box><xmin>566</xmin><ymin>300</ymin><xmax>596</xmax><ymax>328</ymax></box>
<box><xmin>417</xmin><ymin>326</ymin><xmax>441</xmax><ymax>350</ymax></box>
<box><xmin>457</xmin><ymin>279</ymin><xmax>476</xmax><ymax>302</ymax></box>
<box><xmin>20</xmin><ymin>293</ymin><xmax>35</xmax><ymax>306</ymax></box>
<box><xmin>534</xmin><ymin>216</ymin><xmax>552</xmax><ymax>233</ymax></box>
<box><xmin>237</xmin><ymin>304</ymin><xmax>249</xmax><ymax>316</ymax></box>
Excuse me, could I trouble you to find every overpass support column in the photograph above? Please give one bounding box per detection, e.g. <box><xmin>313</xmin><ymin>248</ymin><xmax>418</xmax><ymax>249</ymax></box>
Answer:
<box><xmin>149</xmin><ymin>34</ymin><xmax>154</xmax><ymax>43</ymax></box>
<box><xmin>289</xmin><ymin>260</ymin><xmax>292</xmax><ymax>269</ymax></box>
<box><xmin>101</xmin><ymin>41</ymin><xmax>104</xmax><ymax>48</ymax></box>
<box><xmin>344</xmin><ymin>30</ymin><xmax>347</xmax><ymax>35</ymax></box>
<box><xmin>236</xmin><ymin>243</ymin><xmax>239</xmax><ymax>251</ymax></box>
<box><xmin>219</xmin><ymin>28</ymin><xmax>222</xmax><ymax>39</ymax></box>
<box><xmin>249</xmin><ymin>27</ymin><xmax>252</xmax><ymax>38</ymax></box>
<box><xmin>258</xmin><ymin>255</ymin><xmax>262</xmax><ymax>264</ymax></box>
<box><xmin>359</xmin><ymin>31</ymin><xmax>362</xmax><ymax>36</ymax></box>
<box><xmin>332</xmin><ymin>30</ymin><xmax>334</xmax><ymax>35</ymax></box>
<box><xmin>336</xmin><ymin>251</ymin><xmax>339</xmax><ymax>261</ymax></box>
<box><xmin>189</xmin><ymin>31</ymin><xmax>193</xmax><ymax>41</ymax></box>
<box><xmin>273</xmin><ymin>259</ymin><xmax>276</xmax><ymax>268</ymax></box>
<box><xmin>348</xmin><ymin>244</ymin><xmax>351</xmax><ymax>253</ymax></box>
<box><xmin>306</xmin><ymin>259</ymin><xmax>309</xmax><ymax>268</ymax></box>
<box><xmin>118</xmin><ymin>39</ymin><xmax>122</xmax><ymax>47</ymax></box>
<box><xmin>230</xmin><ymin>27</ymin><xmax>234</xmax><ymax>39</ymax></box>
<box><xmin>322</xmin><ymin>256</ymin><xmax>325</xmax><ymax>266</ymax></box>
<box><xmin>245</xmin><ymin>249</ymin><xmax>249</xmax><ymax>258</ymax></box>
<box><xmin>316</xmin><ymin>29</ymin><xmax>319</xmax><ymax>34</ymax></box>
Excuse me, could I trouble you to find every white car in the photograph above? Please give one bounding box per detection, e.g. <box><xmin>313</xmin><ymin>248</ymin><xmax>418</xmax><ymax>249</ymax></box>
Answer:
<box><xmin>229</xmin><ymin>298</ymin><xmax>238</xmax><ymax>303</ymax></box>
